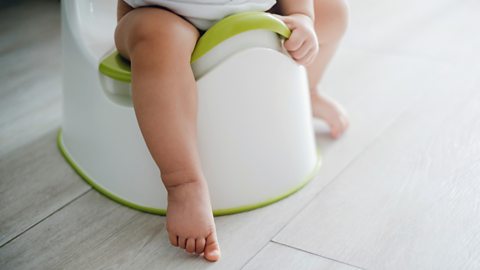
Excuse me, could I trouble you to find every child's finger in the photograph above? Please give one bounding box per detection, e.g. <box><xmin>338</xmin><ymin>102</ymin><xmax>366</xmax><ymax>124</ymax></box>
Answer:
<box><xmin>284</xmin><ymin>31</ymin><xmax>305</xmax><ymax>52</ymax></box>
<box><xmin>297</xmin><ymin>46</ymin><xmax>317</xmax><ymax>66</ymax></box>
<box><xmin>291</xmin><ymin>42</ymin><xmax>313</xmax><ymax>61</ymax></box>
<box><xmin>304</xmin><ymin>44</ymin><xmax>319</xmax><ymax>65</ymax></box>
<box><xmin>303</xmin><ymin>49</ymin><xmax>317</xmax><ymax>66</ymax></box>
<box><xmin>271</xmin><ymin>14</ymin><xmax>294</xmax><ymax>29</ymax></box>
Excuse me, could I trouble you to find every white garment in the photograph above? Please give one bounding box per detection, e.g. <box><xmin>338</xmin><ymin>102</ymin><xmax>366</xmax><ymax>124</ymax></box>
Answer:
<box><xmin>123</xmin><ymin>0</ymin><xmax>277</xmax><ymax>30</ymax></box>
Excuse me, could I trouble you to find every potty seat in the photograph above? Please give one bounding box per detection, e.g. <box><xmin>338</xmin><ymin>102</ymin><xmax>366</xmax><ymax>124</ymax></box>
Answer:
<box><xmin>59</xmin><ymin>0</ymin><xmax>321</xmax><ymax>216</ymax></box>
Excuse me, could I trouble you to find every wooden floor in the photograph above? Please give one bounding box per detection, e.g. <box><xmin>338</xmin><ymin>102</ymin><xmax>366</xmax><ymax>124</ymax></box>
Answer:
<box><xmin>1</xmin><ymin>0</ymin><xmax>480</xmax><ymax>269</ymax></box>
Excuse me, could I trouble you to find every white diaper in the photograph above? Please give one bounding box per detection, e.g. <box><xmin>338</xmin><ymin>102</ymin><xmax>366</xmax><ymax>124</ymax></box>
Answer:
<box><xmin>123</xmin><ymin>0</ymin><xmax>277</xmax><ymax>30</ymax></box>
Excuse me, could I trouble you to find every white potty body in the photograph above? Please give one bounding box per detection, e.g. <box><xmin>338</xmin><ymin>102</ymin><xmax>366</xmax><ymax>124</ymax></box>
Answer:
<box><xmin>60</xmin><ymin>0</ymin><xmax>321</xmax><ymax>215</ymax></box>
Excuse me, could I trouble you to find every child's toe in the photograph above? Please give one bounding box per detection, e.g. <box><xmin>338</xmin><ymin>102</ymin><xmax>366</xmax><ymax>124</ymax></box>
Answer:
<box><xmin>178</xmin><ymin>236</ymin><xmax>187</xmax><ymax>249</ymax></box>
<box><xmin>168</xmin><ymin>233</ymin><xmax>178</xmax><ymax>247</ymax></box>
<box><xmin>186</xmin><ymin>238</ymin><xmax>196</xmax><ymax>253</ymax></box>
<box><xmin>330</xmin><ymin>126</ymin><xmax>340</xmax><ymax>139</ymax></box>
<box><xmin>195</xmin><ymin>237</ymin><xmax>206</xmax><ymax>254</ymax></box>
<box><xmin>203</xmin><ymin>232</ymin><xmax>221</xmax><ymax>262</ymax></box>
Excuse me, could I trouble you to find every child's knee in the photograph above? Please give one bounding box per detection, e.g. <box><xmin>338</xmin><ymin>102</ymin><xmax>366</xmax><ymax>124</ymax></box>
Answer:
<box><xmin>116</xmin><ymin>8</ymin><xmax>199</xmax><ymax>58</ymax></box>
<box><xmin>314</xmin><ymin>0</ymin><xmax>349</xmax><ymax>43</ymax></box>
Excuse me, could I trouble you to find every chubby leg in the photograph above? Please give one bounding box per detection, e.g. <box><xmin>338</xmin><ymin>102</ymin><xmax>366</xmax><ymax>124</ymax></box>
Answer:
<box><xmin>115</xmin><ymin>7</ymin><xmax>220</xmax><ymax>261</ymax></box>
<box><xmin>307</xmin><ymin>0</ymin><xmax>350</xmax><ymax>138</ymax></box>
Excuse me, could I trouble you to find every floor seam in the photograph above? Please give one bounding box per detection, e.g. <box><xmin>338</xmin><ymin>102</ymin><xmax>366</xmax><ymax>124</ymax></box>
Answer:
<box><xmin>234</xmin><ymin>56</ymin><xmax>427</xmax><ymax>270</ymax></box>
<box><xmin>268</xmin><ymin>79</ymin><xmax>433</xmax><ymax>243</ymax></box>
<box><xmin>0</xmin><ymin>188</ymin><xmax>92</xmax><ymax>249</ymax></box>
<box><xmin>239</xmin><ymin>239</ymin><xmax>274</xmax><ymax>270</ymax></box>
<box><xmin>261</xmin><ymin>63</ymin><xmax>454</xmax><ymax>269</ymax></box>
<box><xmin>268</xmin><ymin>114</ymin><xmax>400</xmax><ymax>241</ymax></box>
<box><xmin>271</xmin><ymin>240</ymin><xmax>367</xmax><ymax>270</ymax></box>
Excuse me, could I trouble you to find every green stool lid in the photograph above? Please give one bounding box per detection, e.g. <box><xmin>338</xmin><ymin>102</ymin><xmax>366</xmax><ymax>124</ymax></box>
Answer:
<box><xmin>98</xmin><ymin>12</ymin><xmax>291</xmax><ymax>83</ymax></box>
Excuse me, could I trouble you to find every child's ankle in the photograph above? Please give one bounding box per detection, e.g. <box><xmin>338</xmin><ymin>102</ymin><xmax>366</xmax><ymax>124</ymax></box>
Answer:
<box><xmin>162</xmin><ymin>169</ymin><xmax>205</xmax><ymax>190</ymax></box>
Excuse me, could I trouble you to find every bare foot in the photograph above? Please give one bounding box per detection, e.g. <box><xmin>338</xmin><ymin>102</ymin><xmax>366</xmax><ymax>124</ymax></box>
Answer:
<box><xmin>165</xmin><ymin>179</ymin><xmax>221</xmax><ymax>262</ymax></box>
<box><xmin>310</xmin><ymin>90</ymin><xmax>349</xmax><ymax>139</ymax></box>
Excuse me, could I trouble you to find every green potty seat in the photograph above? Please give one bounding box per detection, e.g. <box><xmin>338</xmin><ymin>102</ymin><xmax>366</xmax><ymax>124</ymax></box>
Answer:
<box><xmin>98</xmin><ymin>11</ymin><xmax>291</xmax><ymax>82</ymax></box>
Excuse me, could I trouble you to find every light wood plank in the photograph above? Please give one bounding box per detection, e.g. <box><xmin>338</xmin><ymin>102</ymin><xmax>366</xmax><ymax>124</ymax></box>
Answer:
<box><xmin>344</xmin><ymin>0</ymin><xmax>480</xmax><ymax>65</ymax></box>
<box><xmin>274</xmin><ymin>66</ymin><xmax>480</xmax><ymax>269</ymax></box>
<box><xmin>243</xmin><ymin>242</ymin><xmax>360</xmax><ymax>270</ymax></box>
<box><xmin>0</xmin><ymin>130</ymin><xmax>90</xmax><ymax>247</ymax></box>
<box><xmin>0</xmin><ymin>49</ymin><xmax>449</xmax><ymax>269</ymax></box>
<box><xmin>0</xmin><ymin>0</ymin><xmax>62</xmax><ymax>157</ymax></box>
<box><xmin>0</xmin><ymin>191</ymin><xmax>168</xmax><ymax>269</ymax></box>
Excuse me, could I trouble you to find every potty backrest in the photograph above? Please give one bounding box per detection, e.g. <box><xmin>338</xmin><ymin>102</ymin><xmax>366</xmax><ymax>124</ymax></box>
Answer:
<box><xmin>63</xmin><ymin>0</ymin><xmax>117</xmax><ymax>61</ymax></box>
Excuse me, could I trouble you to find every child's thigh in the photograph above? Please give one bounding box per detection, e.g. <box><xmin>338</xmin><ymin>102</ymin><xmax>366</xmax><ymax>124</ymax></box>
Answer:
<box><xmin>114</xmin><ymin>7</ymin><xmax>200</xmax><ymax>60</ymax></box>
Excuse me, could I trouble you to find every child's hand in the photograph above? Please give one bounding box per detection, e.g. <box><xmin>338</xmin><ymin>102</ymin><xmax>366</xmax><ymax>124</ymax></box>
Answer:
<box><xmin>274</xmin><ymin>13</ymin><xmax>319</xmax><ymax>66</ymax></box>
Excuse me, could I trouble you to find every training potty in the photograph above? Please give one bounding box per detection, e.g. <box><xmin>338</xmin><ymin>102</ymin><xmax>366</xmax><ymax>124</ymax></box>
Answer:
<box><xmin>59</xmin><ymin>0</ymin><xmax>321</xmax><ymax>216</ymax></box>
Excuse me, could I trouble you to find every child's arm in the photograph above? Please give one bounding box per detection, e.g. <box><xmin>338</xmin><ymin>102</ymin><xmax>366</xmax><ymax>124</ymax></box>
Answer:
<box><xmin>275</xmin><ymin>0</ymin><xmax>319</xmax><ymax>65</ymax></box>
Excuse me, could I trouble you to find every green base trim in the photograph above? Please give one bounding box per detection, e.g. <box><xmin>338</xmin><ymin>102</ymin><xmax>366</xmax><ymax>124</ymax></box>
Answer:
<box><xmin>57</xmin><ymin>130</ymin><xmax>167</xmax><ymax>215</ymax></box>
<box><xmin>212</xmin><ymin>157</ymin><xmax>322</xmax><ymax>216</ymax></box>
<box><xmin>57</xmin><ymin>129</ymin><xmax>321</xmax><ymax>216</ymax></box>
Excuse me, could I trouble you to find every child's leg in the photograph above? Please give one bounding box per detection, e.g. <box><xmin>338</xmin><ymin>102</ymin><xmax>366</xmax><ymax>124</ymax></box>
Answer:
<box><xmin>275</xmin><ymin>0</ymin><xmax>350</xmax><ymax>138</ymax></box>
<box><xmin>115</xmin><ymin>7</ymin><xmax>220</xmax><ymax>261</ymax></box>
<box><xmin>307</xmin><ymin>0</ymin><xmax>350</xmax><ymax>138</ymax></box>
